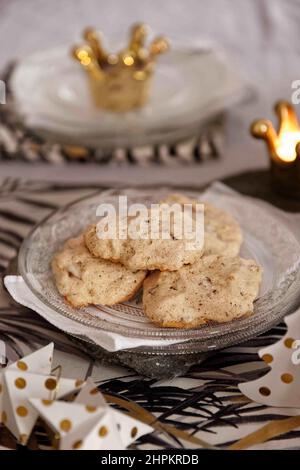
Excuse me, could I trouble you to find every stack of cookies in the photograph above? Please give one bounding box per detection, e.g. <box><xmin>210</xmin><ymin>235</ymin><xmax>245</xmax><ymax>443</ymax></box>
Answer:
<box><xmin>52</xmin><ymin>193</ymin><xmax>262</xmax><ymax>329</ymax></box>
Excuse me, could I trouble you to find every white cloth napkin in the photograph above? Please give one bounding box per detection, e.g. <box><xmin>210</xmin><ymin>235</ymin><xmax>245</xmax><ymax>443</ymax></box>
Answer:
<box><xmin>4</xmin><ymin>276</ymin><xmax>184</xmax><ymax>352</ymax></box>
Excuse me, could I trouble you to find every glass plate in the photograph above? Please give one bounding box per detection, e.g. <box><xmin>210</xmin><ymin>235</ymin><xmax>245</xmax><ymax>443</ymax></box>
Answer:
<box><xmin>11</xmin><ymin>43</ymin><xmax>251</xmax><ymax>148</ymax></box>
<box><xmin>18</xmin><ymin>187</ymin><xmax>300</xmax><ymax>355</ymax></box>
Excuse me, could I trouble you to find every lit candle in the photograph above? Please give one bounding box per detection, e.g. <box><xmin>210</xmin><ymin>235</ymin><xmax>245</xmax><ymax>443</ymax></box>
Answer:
<box><xmin>251</xmin><ymin>101</ymin><xmax>300</xmax><ymax>198</ymax></box>
<box><xmin>275</xmin><ymin>131</ymin><xmax>300</xmax><ymax>162</ymax></box>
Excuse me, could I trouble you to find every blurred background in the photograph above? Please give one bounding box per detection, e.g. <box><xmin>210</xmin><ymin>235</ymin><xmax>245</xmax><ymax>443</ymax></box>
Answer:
<box><xmin>0</xmin><ymin>0</ymin><xmax>299</xmax><ymax>185</ymax></box>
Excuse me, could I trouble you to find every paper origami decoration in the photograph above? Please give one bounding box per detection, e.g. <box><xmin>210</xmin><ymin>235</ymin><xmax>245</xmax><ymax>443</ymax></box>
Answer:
<box><xmin>239</xmin><ymin>307</ymin><xmax>300</xmax><ymax>411</ymax></box>
<box><xmin>30</xmin><ymin>378</ymin><xmax>153</xmax><ymax>450</ymax></box>
<box><xmin>0</xmin><ymin>343</ymin><xmax>84</xmax><ymax>444</ymax></box>
<box><xmin>0</xmin><ymin>343</ymin><xmax>152</xmax><ymax>449</ymax></box>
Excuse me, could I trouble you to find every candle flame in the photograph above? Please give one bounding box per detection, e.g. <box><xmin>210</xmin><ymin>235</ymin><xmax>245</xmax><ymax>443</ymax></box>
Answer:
<box><xmin>251</xmin><ymin>101</ymin><xmax>300</xmax><ymax>163</ymax></box>
<box><xmin>275</xmin><ymin>130</ymin><xmax>300</xmax><ymax>162</ymax></box>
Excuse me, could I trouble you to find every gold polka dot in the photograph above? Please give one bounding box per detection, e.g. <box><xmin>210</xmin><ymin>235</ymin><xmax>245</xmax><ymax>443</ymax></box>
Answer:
<box><xmin>281</xmin><ymin>373</ymin><xmax>294</xmax><ymax>384</ymax></box>
<box><xmin>16</xmin><ymin>406</ymin><xmax>28</xmax><ymax>417</ymax></box>
<box><xmin>86</xmin><ymin>405</ymin><xmax>97</xmax><ymax>413</ymax></box>
<box><xmin>42</xmin><ymin>399</ymin><xmax>53</xmax><ymax>406</ymax></box>
<box><xmin>284</xmin><ymin>338</ymin><xmax>295</xmax><ymax>348</ymax></box>
<box><xmin>45</xmin><ymin>378</ymin><xmax>57</xmax><ymax>391</ymax></box>
<box><xmin>131</xmin><ymin>426</ymin><xmax>138</xmax><ymax>438</ymax></box>
<box><xmin>17</xmin><ymin>361</ymin><xmax>28</xmax><ymax>371</ymax></box>
<box><xmin>261</xmin><ymin>354</ymin><xmax>273</xmax><ymax>364</ymax></box>
<box><xmin>2</xmin><ymin>411</ymin><xmax>7</xmax><ymax>423</ymax></box>
<box><xmin>60</xmin><ymin>419</ymin><xmax>72</xmax><ymax>432</ymax></box>
<box><xmin>15</xmin><ymin>377</ymin><xmax>27</xmax><ymax>389</ymax></box>
<box><xmin>75</xmin><ymin>379</ymin><xmax>84</xmax><ymax>388</ymax></box>
<box><xmin>99</xmin><ymin>426</ymin><xmax>108</xmax><ymax>437</ymax></box>
<box><xmin>89</xmin><ymin>388</ymin><xmax>98</xmax><ymax>395</ymax></box>
<box><xmin>72</xmin><ymin>440</ymin><xmax>83</xmax><ymax>449</ymax></box>
<box><xmin>259</xmin><ymin>387</ymin><xmax>271</xmax><ymax>397</ymax></box>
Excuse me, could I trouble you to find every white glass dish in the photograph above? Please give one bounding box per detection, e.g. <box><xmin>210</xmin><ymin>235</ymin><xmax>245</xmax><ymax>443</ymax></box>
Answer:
<box><xmin>11</xmin><ymin>44</ymin><xmax>251</xmax><ymax>148</ymax></box>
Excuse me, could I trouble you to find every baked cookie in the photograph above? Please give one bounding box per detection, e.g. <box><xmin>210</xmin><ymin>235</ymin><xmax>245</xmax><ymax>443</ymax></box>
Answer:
<box><xmin>142</xmin><ymin>255</ymin><xmax>262</xmax><ymax>328</ymax></box>
<box><xmin>51</xmin><ymin>235</ymin><xmax>147</xmax><ymax>307</ymax></box>
<box><xmin>84</xmin><ymin>205</ymin><xmax>204</xmax><ymax>271</ymax></box>
<box><xmin>162</xmin><ymin>193</ymin><xmax>242</xmax><ymax>257</ymax></box>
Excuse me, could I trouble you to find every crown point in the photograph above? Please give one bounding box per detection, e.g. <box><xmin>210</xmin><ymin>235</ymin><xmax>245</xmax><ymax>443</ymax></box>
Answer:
<box><xmin>274</xmin><ymin>100</ymin><xmax>292</xmax><ymax>113</ymax></box>
<box><xmin>83</xmin><ymin>27</ymin><xmax>96</xmax><ymax>41</ymax></box>
<box><xmin>275</xmin><ymin>100</ymin><xmax>300</xmax><ymax>135</ymax></box>
<box><xmin>72</xmin><ymin>45</ymin><xmax>93</xmax><ymax>66</ymax></box>
<box><xmin>130</xmin><ymin>23</ymin><xmax>149</xmax><ymax>41</ymax></box>
<box><xmin>132</xmin><ymin>22</ymin><xmax>149</xmax><ymax>34</ymax></box>
<box><xmin>250</xmin><ymin>119</ymin><xmax>278</xmax><ymax>157</ymax></box>
<box><xmin>128</xmin><ymin>23</ymin><xmax>149</xmax><ymax>55</ymax></box>
<box><xmin>250</xmin><ymin>119</ymin><xmax>273</xmax><ymax>138</ymax></box>
<box><xmin>150</xmin><ymin>36</ymin><xmax>170</xmax><ymax>57</ymax></box>
<box><xmin>82</xmin><ymin>27</ymin><xmax>107</xmax><ymax>63</ymax></box>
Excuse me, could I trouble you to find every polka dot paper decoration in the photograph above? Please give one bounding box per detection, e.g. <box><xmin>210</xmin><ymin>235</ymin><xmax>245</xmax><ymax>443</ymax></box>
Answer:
<box><xmin>30</xmin><ymin>398</ymin><xmax>121</xmax><ymax>450</ymax></box>
<box><xmin>239</xmin><ymin>307</ymin><xmax>300</xmax><ymax>410</ymax></box>
<box><xmin>30</xmin><ymin>379</ymin><xmax>153</xmax><ymax>450</ymax></box>
<box><xmin>0</xmin><ymin>343</ymin><xmax>84</xmax><ymax>444</ymax></box>
<box><xmin>75</xmin><ymin>379</ymin><xmax>153</xmax><ymax>449</ymax></box>
<box><xmin>0</xmin><ymin>343</ymin><xmax>54</xmax><ymax>424</ymax></box>
<box><xmin>0</xmin><ymin>345</ymin><xmax>152</xmax><ymax>450</ymax></box>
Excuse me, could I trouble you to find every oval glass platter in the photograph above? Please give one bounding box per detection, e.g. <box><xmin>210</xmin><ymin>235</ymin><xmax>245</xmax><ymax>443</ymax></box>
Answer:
<box><xmin>18</xmin><ymin>186</ymin><xmax>300</xmax><ymax>355</ymax></box>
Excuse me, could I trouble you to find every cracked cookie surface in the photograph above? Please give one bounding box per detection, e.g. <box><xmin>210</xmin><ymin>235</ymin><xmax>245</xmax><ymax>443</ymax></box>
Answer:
<box><xmin>142</xmin><ymin>254</ymin><xmax>262</xmax><ymax>328</ymax></box>
<box><xmin>84</xmin><ymin>205</ymin><xmax>204</xmax><ymax>271</ymax></box>
<box><xmin>162</xmin><ymin>193</ymin><xmax>243</xmax><ymax>257</ymax></box>
<box><xmin>52</xmin><ymin>235</ymin><xmax>147</xmax><ymax>307</ymax></box>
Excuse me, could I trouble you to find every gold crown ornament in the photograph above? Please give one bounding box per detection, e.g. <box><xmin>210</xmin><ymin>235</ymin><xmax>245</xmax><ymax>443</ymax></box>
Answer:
<box><xmin>251</xmin><ymin>101</ymin><xmax>300</xmax><ymax>199</ymax></box>
<box><xmin>72</xmin><ymin>23</ymin><xmax>169</xmax><ymax>112</ymax></box>
<box><xmin>251</xmin><ymin>101</ymin><xmax>300</xmax><ymax>164</ymax></box>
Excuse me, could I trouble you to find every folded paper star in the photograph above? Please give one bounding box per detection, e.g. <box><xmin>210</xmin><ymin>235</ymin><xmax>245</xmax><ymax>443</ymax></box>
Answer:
<box><xmin>239</xmin><ymin>307</ymin><xmax>300</xmax><ymax>410</ymax></box>
<box><xmin>0</xmin><ymin>343</ymin><xmax>84</xmax><ymax>444</ymax></box>
<box><xmin>30</xmin><ymin>379</ymin><xmax>152</xmax><ymax>450</ymax></box>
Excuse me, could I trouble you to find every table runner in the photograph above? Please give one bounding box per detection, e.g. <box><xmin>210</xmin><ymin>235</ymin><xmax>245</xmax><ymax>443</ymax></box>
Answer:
<box><xmin>1</xmin><ymin>177</ymin><xmax>300</xmax><ymax>450</ymax></box>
